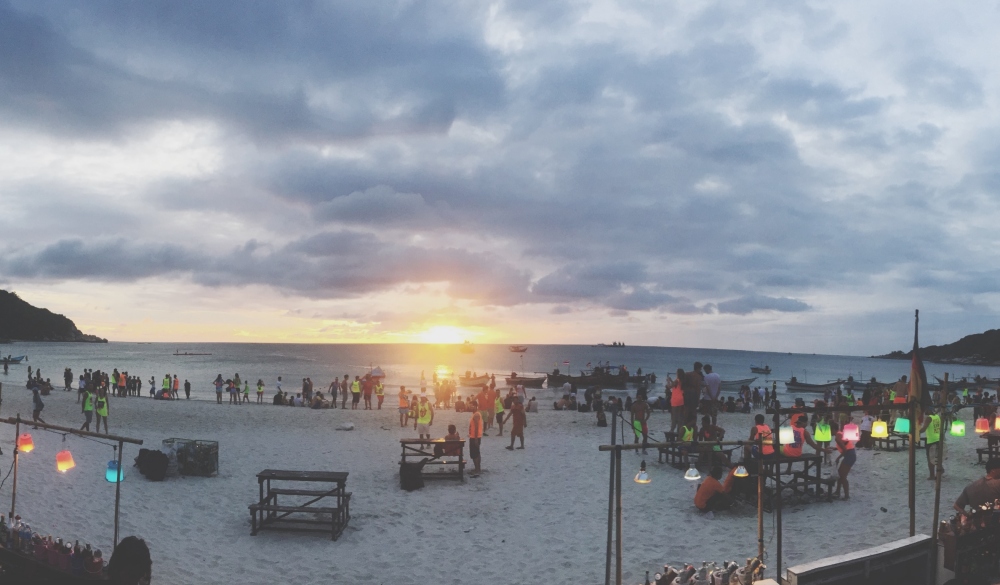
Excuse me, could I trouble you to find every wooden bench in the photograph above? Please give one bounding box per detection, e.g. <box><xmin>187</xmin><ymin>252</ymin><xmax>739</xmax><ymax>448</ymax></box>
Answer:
<box><xmin>873</xmin><ymin>436</ymin><xmax>901</xmax><ymax>452</ymax></box>
<box><xmin>399</xmin><ymin>439</ymin><xmax>466</xmax><ymax>481</ymax></box>
<box><xmin>792</xmin><ymin>471</ymin><xmax>835</xmax><ymax>502</ymax></box>
<box><xmin>249</xmin><ymin>470</ymin><xmax>351</xmax><ymax>540</ymax></box>
<box><xmin>977</xmin><ymin>448</ymin><xmax>1000</xmax><ymax>464</ymax></box>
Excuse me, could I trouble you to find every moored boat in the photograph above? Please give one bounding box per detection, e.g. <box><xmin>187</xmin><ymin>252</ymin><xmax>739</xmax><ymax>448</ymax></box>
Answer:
<box><xmin>505</xmin><ymin>373</ymin><xmax>545</xmax><ymax>388</ymax></box>
<box><xmin>750</xmin><ymin>365</ymin><xmax>771</xmax><ymax>375</ymax></box>
<box><xmin>508</xmin><ymin>345</ymin><xmax>528</xmax><ymax>353</ymax></box>
<box><xmin>719</xmin><ymin>377</ymin><xmax>758</xmax><ymax>392</ymax></box>
<box><xmin>460</xmin><ymin>341</ymin><xmax>474</xmax><ymax>354</ymax></box>
<box><xmin>2</xmin><ymin>355</ymin><xmax>27</xmax><ymax>364</ymax></box>
<box><xmin>459</xmin><ymin>373</ymin><xmax>491</xmax><ymax>387</ymax></box>
<box><xmin>784</xmin><ymin>378</ymin><xmax>842</xmax><ymax>393</ymax></box>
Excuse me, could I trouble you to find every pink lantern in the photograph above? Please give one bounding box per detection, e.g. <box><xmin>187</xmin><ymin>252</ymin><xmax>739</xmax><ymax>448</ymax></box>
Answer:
<box><xmin>842</xmin><ymin>423</ymin><xmax>860</xmax><ymax>442</ymax></box>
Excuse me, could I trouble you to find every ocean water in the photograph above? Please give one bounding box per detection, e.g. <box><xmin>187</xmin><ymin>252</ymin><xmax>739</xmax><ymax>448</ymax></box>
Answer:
<box><xmin>2</xmin><ymin>342</ymin><xmax>997</xmax><ymax>403</ymax></box>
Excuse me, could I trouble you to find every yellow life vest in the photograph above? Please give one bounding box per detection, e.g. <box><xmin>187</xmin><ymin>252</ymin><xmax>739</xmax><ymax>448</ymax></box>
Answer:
<box><xmin>351</xmin><ymin>381</ymin><xmax>361</xmax><ymax>394</ymax></box>
<box><xmin>417</xmin><ymin>403</ymin><xmax>432</xmax><ymax>424</ymax></box>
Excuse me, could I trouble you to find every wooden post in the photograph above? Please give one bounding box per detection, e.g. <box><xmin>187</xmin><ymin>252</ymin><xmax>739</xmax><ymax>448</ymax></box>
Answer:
<box><xmin>605</xmin><ymin>406</ymin><xmax>617</xmax><ymax>585</ymax></box>
<box><xmin>757</xmin><ymin>437</ymin><xmax>765</xmax><ymax>561</ymax></box>
<box><xmin>9</xmin><ymin>415</ymin><xmax>19</xmax><ymax>519</ymax></box>
<box><xmin>772</xmin><ymin>405</ymin><xmax>783</xmax><ymax>582</ymax></box>
<box><xmin>615</xmin><ymin>446</ymin><xmax>622</xmax><ymax>585</ymax></box>
<box><xmin>932</xmin><ymin>374</ymin><xmax>948</xmax><ymax>546</ymax></box>
<box><xmin>909</xmin><ymin>401</ymin><xmax>916</xmax><ymax>536</ymax></box>
<box><xmin>114</xmin><ymin>440</ymin><xmax>124</xmax><ymax>548</ymax></box>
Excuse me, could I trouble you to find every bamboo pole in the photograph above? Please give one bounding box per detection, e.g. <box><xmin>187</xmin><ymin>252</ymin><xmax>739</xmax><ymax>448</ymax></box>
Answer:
<box><xmin>931</xmin><ymin>373</ymin><xmax>948</xmax><ymax>585</ymax></box>
<box><xmin>9</xmin><ymin>415</ymin><xmax>20</xmax><ymax>519</ymax></box>
<box><xmin>114</xmin><ymin>440</ymin><xmax>124</xmax><ymax>548</ymax></box>
<box><xmin>605</xmin><ymin>408</ymin><xmax>617</xmax><ymax>585</ymax></box>
<box><xmin>909</xmin><ymin>401</ymin><xmax>916</xmax><ymax>536</ymax></box>
<box><xmin>615</xmin><ymin>447</ymin><xmax>622</xmax><ymax>585</ymax></box>
<box><xmin>0</xmin><ymin>416</ymin><xmax>143</xmax><ymax>445</ymax></box>
<box><xmin>757</xmin><ymin>438</ymin><xmax>764</xmax><ymax>561</ymax></box>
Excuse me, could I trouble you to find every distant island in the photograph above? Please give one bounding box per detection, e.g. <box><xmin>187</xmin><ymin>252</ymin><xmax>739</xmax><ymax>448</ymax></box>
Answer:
<box><xmin>873</xmin><ymin>328</ymin><xmax>1000</xmax><ymax>366</ymax></box>
<box><xmin>0</xmin><ymin>290</ymin><xmax>107</xmax><ymax>343</ymax></box>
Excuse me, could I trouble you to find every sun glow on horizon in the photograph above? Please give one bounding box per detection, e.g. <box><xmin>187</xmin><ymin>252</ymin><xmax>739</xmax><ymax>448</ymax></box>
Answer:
<box><xmin>417</xmin><ymin>325</ymin><xmax>471</xmax><ymax>344</ymax></box>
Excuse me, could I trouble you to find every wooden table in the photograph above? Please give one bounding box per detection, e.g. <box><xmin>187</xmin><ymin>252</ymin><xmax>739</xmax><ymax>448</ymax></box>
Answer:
<box><xmin>399</xmin><ymin>439</ymin><xmax>466</xmax><ymax>481</ymax></box>
<box><xmin>761</xmin><ymin>454</ymin><xmax>831</xmax><ymax>502</ymax></box>
<box><xmin>978</xmin><ymin>433</ymin><xmax>1000</xmax><ymax>464</ymax></box>
<box><xmin>249</xmin><ymin>470</ymin><xmax>351</xmax><ymax>540</ymax></box>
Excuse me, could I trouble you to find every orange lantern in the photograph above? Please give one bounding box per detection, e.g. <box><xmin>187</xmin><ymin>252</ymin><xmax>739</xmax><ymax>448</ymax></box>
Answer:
<box><xmin>55</xmin><ymin>450</ymin><xmax>75</xmax><ymax>473</ymax></box>
<box><xmin>994</xmin><ymin>417</ymin><xmax>1000</xmax><ymax>432</ymax></box>
<box><xmin>17</xmin><ymin>433</ymin><xmax>34</xmax><ymax>453</ymax></box>
<box><xmin>975</xmin><ymin>418</ymin><xmax>990</xmax><ymax>434</ymax></box>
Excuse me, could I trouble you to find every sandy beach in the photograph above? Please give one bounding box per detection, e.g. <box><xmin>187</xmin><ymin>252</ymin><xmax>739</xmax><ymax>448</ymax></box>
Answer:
<box><xmin>0</xmin><ymin>382</ymin><xmax>984</xmax><ymax>584</ymax></box>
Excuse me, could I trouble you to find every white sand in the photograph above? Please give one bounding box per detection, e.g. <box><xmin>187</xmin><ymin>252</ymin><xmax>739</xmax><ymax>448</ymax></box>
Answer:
<box><xmin>0</xmin><ymin>385</ymin><xmax>982</xmax><ymax>584</ymax></box>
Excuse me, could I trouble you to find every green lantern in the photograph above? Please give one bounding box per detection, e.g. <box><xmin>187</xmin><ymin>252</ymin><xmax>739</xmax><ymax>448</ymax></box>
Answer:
<box><xmin>814</xmin><ymin>422</ymin><xmax>831</xmax><ymax>442</ymax></box>
<box><xmin>950</xmin><ymin>420</ymin><xmax>966</xmax><ymax>437</ymax></box>
<box><xmin>893</xmin><ymin>418</ymin><xmax>910</xmax><ymax>434</ymax></box>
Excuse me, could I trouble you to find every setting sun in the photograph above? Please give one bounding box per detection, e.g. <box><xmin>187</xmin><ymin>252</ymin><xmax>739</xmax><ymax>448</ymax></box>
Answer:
<box><xmin>417</xmin><ymin>325</ymin><xmax>470</xmax><ymax>344</ymax></box>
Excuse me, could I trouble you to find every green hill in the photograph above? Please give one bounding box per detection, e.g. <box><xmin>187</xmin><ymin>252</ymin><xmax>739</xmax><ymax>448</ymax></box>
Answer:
<box><xmin>0</xmin><ymin>290</ymin><xmax>107</xmax><ymax>343</ymax></box>
<box><xmin>874</xmin><ymin>328</ymin><xmax>1000</xmax><ymax>366</ymax></box>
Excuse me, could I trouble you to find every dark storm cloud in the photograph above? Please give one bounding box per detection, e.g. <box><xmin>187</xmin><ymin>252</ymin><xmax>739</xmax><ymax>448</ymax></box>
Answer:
<box><xmin>2</xmin><ymin>0</ymin><xmax>504</xmax><ymax>141</ymax></box>
<box><xmin>716</xmin><ymin>294</ymin><xmax>810</xmax><ymax>315</ymax></box>
<box><xmin>0</xmin><ymin>235</ymin><xmax>532</xmax><ymax>305</ymax></box>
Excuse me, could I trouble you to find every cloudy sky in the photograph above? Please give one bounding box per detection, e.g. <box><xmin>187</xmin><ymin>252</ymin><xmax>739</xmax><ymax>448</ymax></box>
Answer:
<box><xmin>1</xmin><ymin>0</ymin><xmax>998</xmax><ymax>354</ymax></box>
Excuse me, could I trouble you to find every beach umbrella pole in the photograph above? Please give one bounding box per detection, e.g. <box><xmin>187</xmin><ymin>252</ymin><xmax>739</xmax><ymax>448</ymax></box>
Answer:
<box><xmin>931</xmin><ymin>374</ymin><xmax>948</xmax><ymax>583</ymax></box>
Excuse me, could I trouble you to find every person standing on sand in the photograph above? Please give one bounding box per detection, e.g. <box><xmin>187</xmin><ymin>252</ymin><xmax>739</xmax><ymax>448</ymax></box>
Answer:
<box><xmin>81</xmin><ymin>386</ymin><xmax>94</xmax><ymax>431</ymax></box>
<box><xmin>702</xmin><ymin>365</ymin><xmax>721</xmax><ymax>426</ymax></box>
<box><xmin>31</xmin><ymin>387</ymin><xmax>46</xmax><ymax>425</ymax></box>
<box><xmin>375</xmin><ymin>379</ymin><xmax>385</xmax><ymax>409</ymax></box>
<box><xmin>920</xmin><ymin>408</ymin><xmax>944</xmax><ymax>480</ymax></box>
<box><xmin>172</xmin><ymin>375</ymin><xmax>180</xmax><ymax>399</ymax></box>
<box><xmin>362</xmin><ymin>375</ymin><xmax>373</xmax><ymax>410</ymax></box>
<box><xmin>416</xmin><ymin>395</ymin><xmax>434</xmax><ymax>440</ymax></box>
<box><xmin>243</xmin><ymin>381</ymin><xmax>250</xmax><ymax>404</ymax></box>
<box><xmin>213</xmin><ymin>375</ymin><xmax>224</xmax><ymax>404</ymax></box>
<box><xmin>494</xmin><ymin>393</ymin><xmax>506</xmax><ymax>436</ymax></box>
<box><xmin>504</xmin><ymin>399</ymin><xmax>527</xmax><ymax>450</ymax></box>
<box><xmin>95</xmin><ymin>387</ymin><xmax>110</xmax><ymax>434</ymax></box>
<box><xmin>670</xmin><ymin>369</ymin><xmax>685</xmax><ymax>434</ymax></box>
<box><xmin>340</xmin><ymin>375</ymin><xmax>349</xmax><ymax>409</ymax></box>
<box><xmin>327</xmin><ymin>378</ymin><xmax>339</xmax><ymax>408</ymax></box>
<box><xmin>257</xmin><ymin>379</ymin><xmax>265</xmax><ymax>404</ymax></box>
<box><xmin>351</xmin><ymin>376</ymin><xmax>362</xmax><ymax>410</ymax></box>
<box><xmin>830</xmin><ymin>422</ymin><xmax>856</xmax><ymax>500</ymax></box>
<box><xmin>682</xmin><ymin>362</ymin><xmax>704</xmax><ymax>423</ymax></box>
<box><xmin>468</xmin><ymin>410</ymin><xmax>484</xmax><ymax>476</ymax></box>
<box><xmin>631</xmin><ymin>391</ymin><xmax>651</xmax><ymax>455</ymax></box>
<box><xmin>398</xmin><ymin>387</ymin><xmax>410</xmax><ymax>427</ymax></box>
<box><xmin>184</xmin><ymin>379</ymin><xmax>191</xmax><ymax>400</ymax></box>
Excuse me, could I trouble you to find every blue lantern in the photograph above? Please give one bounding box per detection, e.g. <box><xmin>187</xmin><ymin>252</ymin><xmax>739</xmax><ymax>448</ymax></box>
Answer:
<box><xmin>106</xmin><ymin>460</ymin><xmax>124</xmax><ymax>483</ymax></box>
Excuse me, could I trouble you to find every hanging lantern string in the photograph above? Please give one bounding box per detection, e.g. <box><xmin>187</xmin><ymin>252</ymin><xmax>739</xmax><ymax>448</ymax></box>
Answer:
<box><xmin>0</xmin><ymin>459</ymin><xmax>15</xmax><ymax>491</ymax></box>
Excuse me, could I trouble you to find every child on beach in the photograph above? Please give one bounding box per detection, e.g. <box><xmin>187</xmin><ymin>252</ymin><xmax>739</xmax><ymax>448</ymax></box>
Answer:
<box><xmin>830</xmin><ymin>422</ymin><xmax>856</xmax><ymax>500</ymax></box>
<box><xmin>257</xmin><ymin>380</ymin><xmax>265</xmax><ymax>404</ymax></box>
<box><xmin>213</xmin><ymin>375</ymin><xmax>224</xmax><ymax>404</ymax></box>
<box><xmin>243</xmin><ymin>382</ymin><xmax>250</xmax><ymax>404</ymax></box>
<box><xmin>504</xmin><ymin>399</ymin><xmax>527</xmax><ymax>450</ymax></box>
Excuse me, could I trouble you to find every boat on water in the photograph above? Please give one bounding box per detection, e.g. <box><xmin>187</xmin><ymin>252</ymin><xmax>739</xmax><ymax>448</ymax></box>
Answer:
<box><xmin>459</xmin><ymin>373</ymin><xmax>491</xmax><ymax>387</ymax></box>
<box><xmin>784</xmin><ymin>377</ymin><xmax>842</xmax><ymax>393</ymax></box>
<box><xmin>508</xmin><ymin>345</ymin><xmax>528</xmax><ymax>353</ymax></box>
<box><xmin>750</xmin><ymin>365</ymin><xmax>771</xmax><ymax>375</ymax></box>
<box><xmin>505</xmin><ymin>373</ymin><xmax>545</xmax><ymax>388</ymax></box>
<box><xmin>2</xmin><ymin>355</ymin><xmax>27</xmax><ymax>364</ymax></box>
<box><xmin>719</xmin><ymin>377</ymin><xmax>758</xmax><ymax>392</ymax></box>
<box><xmin>173</xmin><ymin>350</ymin><xmax>212</xmax><ymax>356</ymax></box>
<box><xmin>546</xmin><ymin>365</ymin><xmax>654</xmax><ymax>389</ymax></box>
<box><xmin>460</xmin><ymin>341</ymin><xmax>474</xmax><ymax>354</ymax></box>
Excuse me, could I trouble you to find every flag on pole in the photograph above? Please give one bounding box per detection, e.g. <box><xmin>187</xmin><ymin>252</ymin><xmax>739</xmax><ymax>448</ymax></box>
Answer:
<box><xmin>909</xmin><ymin>310</ymin><xmax>932</xmax><ymax>417</ymax></box>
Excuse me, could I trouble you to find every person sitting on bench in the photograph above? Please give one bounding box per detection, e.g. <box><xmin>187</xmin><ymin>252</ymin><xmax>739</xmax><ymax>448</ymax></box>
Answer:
<box><xmin>694</xmin><ymin>465</ymin><xmax>738</xmax><ymax>518</ymax></box>
<box><xmin>434</xmin><ymin>424</ymin><xmax>463</xmax><ymax>457</ymax></box>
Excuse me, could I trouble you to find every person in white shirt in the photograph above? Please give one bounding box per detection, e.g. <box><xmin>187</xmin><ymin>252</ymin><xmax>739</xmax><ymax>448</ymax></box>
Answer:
<box><xmin>859</xmin><ymin>413</ymin><xmax>875</xmax><ymax>449</ymax></box>
<box><xmin>702</xmin><ymin>364</ymin><xmax>722</xmax><ymax>425</ymax></box>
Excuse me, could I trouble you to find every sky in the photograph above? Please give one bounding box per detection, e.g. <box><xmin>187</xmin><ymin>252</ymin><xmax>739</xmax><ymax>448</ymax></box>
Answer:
<box><xmin>1</xmin><ymin>0</ymin><xmax>999</xmax><ymax>354</ymax></box>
